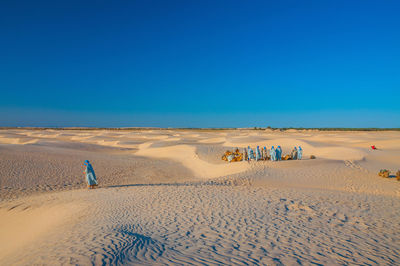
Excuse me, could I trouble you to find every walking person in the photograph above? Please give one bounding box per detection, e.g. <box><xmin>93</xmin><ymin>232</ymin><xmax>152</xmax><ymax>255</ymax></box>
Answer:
<box><xmin>84</xmin><ymin>160</ymin><xmax>98</xmax><ymax>189</ymax></box>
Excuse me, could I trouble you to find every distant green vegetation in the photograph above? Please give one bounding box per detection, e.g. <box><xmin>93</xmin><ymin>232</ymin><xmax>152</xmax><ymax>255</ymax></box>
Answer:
<box><xmin>252</xmin><ymin>127</ymin><xmax>400</xmax><ymax>131</ymax></box>
<box><xmin>278</xmin><ymin>128</ymin><xmax>400</xmax><ymax>131</ymax></box>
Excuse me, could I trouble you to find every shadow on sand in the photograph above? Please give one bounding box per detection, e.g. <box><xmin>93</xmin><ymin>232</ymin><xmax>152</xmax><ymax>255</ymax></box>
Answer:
<box><xmin>103</xmin><ymin>179</ymin><xmax>237</xmax><ymax>189</ymax></box>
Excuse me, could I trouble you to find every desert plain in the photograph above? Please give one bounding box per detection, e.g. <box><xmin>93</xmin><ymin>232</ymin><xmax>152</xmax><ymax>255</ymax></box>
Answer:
<box><xmin>0</xmin><ymin>128</ymin><xmax>399</xmax><ymax>265</ymax></box>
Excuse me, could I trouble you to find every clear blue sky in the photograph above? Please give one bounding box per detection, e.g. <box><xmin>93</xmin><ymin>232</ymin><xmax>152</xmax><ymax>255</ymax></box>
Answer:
<box><xmin>1</xmin><ymin>0</ymin><xmax>399</xmax><ymax>127</ymax></box>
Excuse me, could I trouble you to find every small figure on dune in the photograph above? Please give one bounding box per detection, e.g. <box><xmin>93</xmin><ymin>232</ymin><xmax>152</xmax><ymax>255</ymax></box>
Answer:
<box><xmin>263</xmin><ymin>146</ymin><xmax>268</xmax><ymax>160</ymax></box>
<box><xmin>270</xmin><ymin>146</ymin><xmax>276</xmax><ymax>161</ymax></box>
<box><xmin>291</xmin><ymin>147</ymin><xmax>298</xmax><ymax>160</ymax></box>
<box><xmin>256</xmin><ymin>146</ymin><xmax>261</xmax><ymax>161</ymax></box>
<box><xmin>298</xmin><ymin>146</ymin><xmax>303</xmax><ymax>160</ymax></box>
<box><xmin>248</xmin><ymin>146</ymin><xmax>255</xmax><ymax>160</ymax></box>
<box><xmin>276</xmin><ymin>146</ymin><xmax>282</xmax><ymax>161</ymax></box>
<box><xmin>84</xmin><ymin>160</ymin><xmax>98</xmax><ymax>189</ymax></box>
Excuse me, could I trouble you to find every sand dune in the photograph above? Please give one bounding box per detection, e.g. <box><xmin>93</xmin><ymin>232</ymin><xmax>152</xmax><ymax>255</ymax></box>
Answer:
<box><xmin>136</xmin><ymin>142</ymin><xmax>250</xmax><ymax>178</ymax></box>
<box><xmin>198</xmin><ymin>137</ymin><xmax>226</xmax><ymax>143</ymax></box>
<box><xmin>0</xmin><ymin>136</ymin><xmax>38</xmax><ymax>145</ymax></box>
<box><xmin>1</xmin><ymin>129</ymin><xmax>400</xmax><ymax>265</ymax></box>
<box><xmin>0</xmin><ymin>198</ymin><xmax>85</xmax><ymax>261</ymax></box>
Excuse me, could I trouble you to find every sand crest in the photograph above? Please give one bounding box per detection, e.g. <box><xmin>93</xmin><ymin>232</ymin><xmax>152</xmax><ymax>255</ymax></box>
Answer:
<box><xmin>136</xmin><ymin>142</ymin><xmax>250</xmax><ymax>178</ymax></box>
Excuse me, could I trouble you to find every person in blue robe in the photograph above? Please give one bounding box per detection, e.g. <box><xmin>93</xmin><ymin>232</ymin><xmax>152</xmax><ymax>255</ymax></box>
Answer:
<box><xmin>256</xmin><ymin>146</ymin><xmax>261</xmax><ymax>161</ymax></box>
<box><xmin>276</xmin><ymin>146</ymin><xmax>282</xmax><ymax>161</ymax></box>
<box><xmin>248</xmin><ymin>146</ymin><xmax>255</xmax><ymax>160</ymax></box>
<box><xmin>270</xmin><ymin>146</ymin><xmax>276</xmax><ymax>161</ymax></box>
<box><xmin>263</xmin><ymin>147</ymin><xmax>268</xmax><ymax>160</ymax></box>
<box><xmin>298</xmin><ymin>146</ymin><xmax>303</xmax><ymax>160</ymax></box>
<box><xmin>84</xmin><ymin>160</ymin><xmax>98</xmax><ymax>189</ymax></box>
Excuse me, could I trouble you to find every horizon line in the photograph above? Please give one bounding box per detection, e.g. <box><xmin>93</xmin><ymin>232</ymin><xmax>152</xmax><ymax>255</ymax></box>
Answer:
<box><xmin>1</xmin><ymin>126</ymin><xmax>400</xmax><ymax>131</ymax></box>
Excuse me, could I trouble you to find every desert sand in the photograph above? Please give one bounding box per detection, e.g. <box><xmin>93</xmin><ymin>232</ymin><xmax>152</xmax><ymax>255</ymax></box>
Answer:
<box><xmin>1</xmin><ymin>129</ymin><xmax>400</xmax><ymax>265</ymax></box>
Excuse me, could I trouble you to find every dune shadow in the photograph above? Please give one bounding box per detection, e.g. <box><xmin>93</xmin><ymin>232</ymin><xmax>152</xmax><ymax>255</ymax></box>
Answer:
<box><xmin>103</xmin><ymin>178</ymin><xmax>244</xmax><ymax>189</ymax></box>
<box><xmin>104</xmin><ymin>182</ymin><xmax>198</xmax><ymax>188</ymax></box>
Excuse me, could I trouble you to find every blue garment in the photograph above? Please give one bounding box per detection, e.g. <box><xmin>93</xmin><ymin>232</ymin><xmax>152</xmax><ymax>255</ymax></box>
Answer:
<box><xmin>276</xmin><ymin>146</ymin><xmax>282</xmax><ymax>161</ymax></box>
<box><xmin>256</xmin><ymin>146</ymin><xmax>261</xmax><ymax>161</ymax></box>
<box><xmin>298</xmin><ymin>146</ymin><xmax>303</xmax><ymax>160</ymax></box>
<box><xmin>85</xmin><ymin>162</ymin><xmax>98</xmax><ymax>186</ymax></box>
<box><xmin>248</xmin><ymin>147</ymin><xmax>255</xmax><ymax>160</ymax></box>
<box><xmin>270</xmin><ymin>146</ymin><xmax>276</xmax><ymax>161</ymax></box>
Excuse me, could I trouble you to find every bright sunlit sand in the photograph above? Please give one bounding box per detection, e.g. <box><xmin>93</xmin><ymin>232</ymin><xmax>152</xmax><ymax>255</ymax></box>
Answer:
<box><xmin>1</xmin><ymin>129</ymin><xmax>399</xmax><ymax>265</ymax></box>
<box><xmin>2</xmin><ymin>0</ymin><xmax>399</xmax><ymax>264</ymax></box>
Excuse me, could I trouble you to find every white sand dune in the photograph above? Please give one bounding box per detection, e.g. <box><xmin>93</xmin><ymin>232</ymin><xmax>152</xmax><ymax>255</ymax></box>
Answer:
<box><xmin>1</xmin><ymin>129</ymin><xmax>400</xmax><ymax>265</ymax></box>
<box><xmin>0</xmin><ymin>136</ymin><xmax>39</xmax><ymax>145</ymax></box>
<box><xmin>164</xmin><ymin>137</ymin><xmax>181</xmax><ymax>142</ymax></box>
<box><xmin>307</xmin><ymin>146</ymin><xmax>366</xmax><ymax>160</ymax></box>
<box><xmin>70</xmin><ymin>135</ymin><xmax>95</xmax><ymax>141</ymax></box>
<box><xmin>136</xmin><ymin>142</ymin><xmax>250</xmax><ymax>178</ymax></box>
<box><xmin>0</xmin><ymin>201</ymin><xmax>83</xmax><ymax>260</ymax></box>
<box><xmin>198</xmin><ymin>137</ymin><xmax>226</xmax><ymax>143</ymax></box>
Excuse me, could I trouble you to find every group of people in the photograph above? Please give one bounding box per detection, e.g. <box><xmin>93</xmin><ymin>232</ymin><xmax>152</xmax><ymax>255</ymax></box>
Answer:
<box><xmin>243</xmin><ymin>146</ymin><xmax>303</xmax><ymax>161</ymax></box>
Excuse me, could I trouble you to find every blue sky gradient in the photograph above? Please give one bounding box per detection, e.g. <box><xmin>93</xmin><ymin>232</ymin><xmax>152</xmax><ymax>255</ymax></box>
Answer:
<box><xmin>1</xmin><ymin>0</ymin><xmax>399</xmax><ymax>127</ymax></box>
